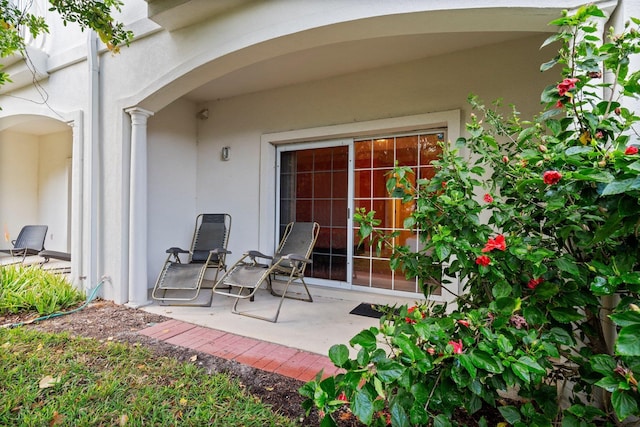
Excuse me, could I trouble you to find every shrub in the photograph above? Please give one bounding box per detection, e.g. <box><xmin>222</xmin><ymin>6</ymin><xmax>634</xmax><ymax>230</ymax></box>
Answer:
<box><xmin>300</xmin><ymin>6</ymin><xmax>640</xmax><ymax>426</ymax></box>
<box><xmin>0</xmin><ymin>265</ymin><xmax>84</xmax><ymax>315</ymax></box>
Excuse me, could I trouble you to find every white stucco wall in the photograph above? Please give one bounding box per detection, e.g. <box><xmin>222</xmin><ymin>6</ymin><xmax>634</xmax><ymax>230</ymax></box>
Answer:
<box><xmin>3</xmin><ymin>0</ymin><xmax>638</xmax><ymax>304</ymax></box>
<box><xmin>38</xmin><ymin>130</ymin><xmax>72</xmax><ymax>252</ymax></box>
<box><xmin>0</xmin><ymin>131</ymin><xmax>39</xmax><ymax>249</ymax></box>
<box><xmin>187</xmin><ymin>34</ymin><xmax>555</xmax><ymax>268</ymax></box>
<box><xmin>0</xmin><ymin>129</ymin><xmax>71</xmax><ymax>252</ymax></box>
<box><xmin>146</xmin><ymin>98</ymin><xmax>199</xmax><ymax>285</ymax></box>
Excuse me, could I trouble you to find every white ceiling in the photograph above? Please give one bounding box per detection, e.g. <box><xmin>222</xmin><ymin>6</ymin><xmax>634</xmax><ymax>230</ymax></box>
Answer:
<box><xmin>183</xmin><ymin>31</ymin><xmax>542</xmax><ymax>102</ymax></box>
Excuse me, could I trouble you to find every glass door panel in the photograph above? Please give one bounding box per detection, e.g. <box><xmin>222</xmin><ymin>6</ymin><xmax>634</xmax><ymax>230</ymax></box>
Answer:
<box><xmin>353</xmin><ymin>131</ymin><xmax>445</xmax><ymax>293</ymax></box>
<box><xmin>279</xmin><ymin>145</ymin><xmax>349</xmax><ymax>282</ymax></box>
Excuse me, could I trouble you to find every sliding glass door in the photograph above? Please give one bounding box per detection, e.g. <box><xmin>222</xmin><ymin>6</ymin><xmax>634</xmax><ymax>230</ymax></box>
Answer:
<box><xmin>278</xmin><ymin>140</ymin><xmax>351</xmax><ymax>283</ymax></box>
<box><xmin>277</xmin><ymin>130</ymin><xmax>445</xmax><ymax>294</ymax></box>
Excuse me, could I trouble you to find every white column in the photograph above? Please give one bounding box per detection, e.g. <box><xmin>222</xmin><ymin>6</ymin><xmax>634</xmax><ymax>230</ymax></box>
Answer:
<box><xmin>125</xmin><ymin>107</ymin><xmax>154</xmax><ymax>307</ymax></box>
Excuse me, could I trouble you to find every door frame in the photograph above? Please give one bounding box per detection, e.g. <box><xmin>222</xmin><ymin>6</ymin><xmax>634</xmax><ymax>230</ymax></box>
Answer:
<box><xmin>260</xmin><ymin>110</ymin><xmax>462</xmax><ymax>300</ymax></box>
<box><xmin>276</xmin><ymin>139</ymin><xmax>354</xmax><ymax>289</ymax></box>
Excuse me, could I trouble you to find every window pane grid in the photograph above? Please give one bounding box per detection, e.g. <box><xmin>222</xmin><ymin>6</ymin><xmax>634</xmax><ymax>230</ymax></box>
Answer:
<box><xmin>353</xmin><ymin>130</ymin><xmax>445</xmax><ymax>293</ymax></box>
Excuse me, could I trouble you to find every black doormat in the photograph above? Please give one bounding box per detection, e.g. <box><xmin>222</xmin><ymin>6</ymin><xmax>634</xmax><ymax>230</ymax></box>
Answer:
<box><xmin>349</xmin><ymin>302</ymin><xmax>393</xmax><ymax>319</ymax></box>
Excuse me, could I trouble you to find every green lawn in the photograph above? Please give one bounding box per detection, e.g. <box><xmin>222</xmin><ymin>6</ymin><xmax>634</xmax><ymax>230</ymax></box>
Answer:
<box><xmin>0</xmin><ymin>265</ymin><xmax>297</xmax><ymax>426</ymax></box>
<box><xmin>0</xmin><ymin>327</ymin><xmax>297</xmax><ymax>426</ymax></box>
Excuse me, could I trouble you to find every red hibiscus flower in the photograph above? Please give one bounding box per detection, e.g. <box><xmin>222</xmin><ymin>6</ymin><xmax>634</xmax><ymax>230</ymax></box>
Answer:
<box><xmin>475</xmin><ymin>255</ymin><xmax>491</xmax><ymax>266</ymax></box>
<box><xmin>625</xmin><ymin>146</ymin><xmax>638</xmax><ymax>155</ymax></box>
<box><xmin>527</xmin><ymin>277</ymin><xmax>544</xmax><ymax>290</ymax></box>
<box><xmin>557</xmin><ymin>77</ymin><xmax>578</xmax><ymax>96</ymax></box>
<box><xmin>449</xmin><ymin>339</ymin><xmax>464</xmax><ymax>354</ymax></box>
<box><xmin>405</xmin><ymin>306</ymin><xmax>425</xmax><ymax>324</ymax></box>
<box><xmin>543</xmin><ymin>170</ymin><xmax>562</xmax><ymax>185</ymax></box>
<box><xmin>484</xmin><ymin>193</ymin><xmax>493</xmax><ymax>203</ymax></box>
<box><xmin>481</xmin><ymin>235</ymin><xmax>506</xmax><ymax>253</ymax></box>
<box><xmin>337</xmin><ymin>392</ymin><xmax>348</xmax><ymax>402</ymax></box>
<box><xmin>555</xmin><ymin>100</ymin><xmax>564</xmax><ymax>109</ymax></box>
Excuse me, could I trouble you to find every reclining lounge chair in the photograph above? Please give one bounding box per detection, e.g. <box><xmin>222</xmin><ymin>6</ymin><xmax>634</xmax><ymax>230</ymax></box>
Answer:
<box><xmin>212</xmin><ymin>221</ymin><xmax>319</xmax><ymax>322</ymax></box>
<box><xmin>38</xmin><ymin>250</ymin><xmax>71</xmax><ymax>273</ymax></box>
<box><xmin>152</xmin><ymin>213</ymin><xmax>231</xmax><ymax>305</ymax></box>
<box><xmin>0</xmin><ymin>225</ymin><xmax>48</xmax><ymax>264</ymax></box>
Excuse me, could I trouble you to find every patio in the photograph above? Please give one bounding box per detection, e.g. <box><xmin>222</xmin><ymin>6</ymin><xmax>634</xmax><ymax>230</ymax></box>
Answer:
<box><xmin>142</xmin><ymin>284</ymin><xmax>422</xmax><ymax>356</ymax></box>
<box><xmin>141</xmin><ymin>284</ymin><xmax>424</xmax><ymax>381</ymax></box>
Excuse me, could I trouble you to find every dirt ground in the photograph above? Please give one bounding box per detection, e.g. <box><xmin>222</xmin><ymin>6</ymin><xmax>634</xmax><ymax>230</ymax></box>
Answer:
<box><xmin>3</xmin><ymin>300</ymin><xmax>361</xmax><ymax>427</ymax></box>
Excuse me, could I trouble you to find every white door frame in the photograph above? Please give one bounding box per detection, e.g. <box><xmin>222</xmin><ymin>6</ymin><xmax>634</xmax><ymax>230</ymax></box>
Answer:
<box><xmin>260</xmin><ymin>110</ymin><xmax>462</xmax><ymax>301</ymax></box>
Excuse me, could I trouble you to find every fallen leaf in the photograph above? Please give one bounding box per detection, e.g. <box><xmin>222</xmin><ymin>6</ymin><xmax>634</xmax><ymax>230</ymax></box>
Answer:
<box><xmin>49</xmin><ymin>410</ymin><xmax>64</xmax><ymax>426</ymax></box>
<box><xmin>118</xmin><ymin>414</ymin><xmax>129</xmax><ymax>426</ymax></box>
<box><xmin>107</xmin><ymin>336</ymin><xmax>114</xmax><ymax>341</ymax></box>
<box><xmin>39</xmin><ymin>375</ymin><xmax>61</xmax><ymax>389</ymax></box>
<box><xmin>189</xmin><ymin>355</ymin><xmax>197</xmax><ymax>362</ymax></box>
<box><xmin>339</xmin><ymin>412</ymin><xmax>353</xmax><ymax>421</ymax></box>
<box><xmin>265</xmin><ymin>386</ymin><xmax>274</xmax><ymax>391</ymax></box>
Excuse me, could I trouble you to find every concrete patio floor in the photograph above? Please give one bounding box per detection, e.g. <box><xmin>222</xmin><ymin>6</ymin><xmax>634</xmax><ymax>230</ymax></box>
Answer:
<box><xmin>142</xmin><ymin>283</ymin><xmax>423</xmax><ymax>357</ymax></box>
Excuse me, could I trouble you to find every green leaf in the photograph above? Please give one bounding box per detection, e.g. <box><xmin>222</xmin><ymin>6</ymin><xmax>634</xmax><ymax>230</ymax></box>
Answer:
<box><xmin>565</xmin><ymin>146</ymin><xmax>593</xmax><ymax>156</ymax></box>
<box><xmin>601</xmin><ymin>177</ymin><xmax>640</xmax><ymax>196</ymax></box>
<box><xmin>433</xmin><ymin>414</ymin><xmax>453</xmax><ymax>427</ymax></box>
<box><xmin>497</xmin><ymin>335</ymin><xmax>514</xmax><ymax>353</ymax></box>
<box><xmin>591</xmin><ymin>276</ymin><xmax>615</xmax><ymax>296</ymax></box>
<box><xmin>352</xmin><ymin>389</ymin><xmax>374</xmax><ymax>424</ymax></box>
<box><xmin>458</xmin><ymin>353</ymin><xmax>477</xmax><ymax>379</ymax></box>
<box><xmin>590</xmin><ymin>354</ymin><xmax>616</xmax><ymax>375</ymax></box>
<box><xmin>555</xmin><ymin>255</ymin><xmax>581</xmax><ymax>278</ymax></box>
<box><xmin>610</xmin><ymin>310</ymin><xmax>640</xmax><ymax>327</ymax></box>
<box><xmin>550</xmin><ymin>307</ymin><xmax>584</xmax><ymax>323</ymax></box>
<box><xmin>544</xmin><ymin>327</ymin><xmax>575</xmax><ymax>346</ymax></box>
<box><xmin>517</xmin><ymin>356</ymin><xmax>546</xmax><ymax>375</ymax></box>
<box><xmin>390</xmin><ymin>401</ymin><xmax>410</xmax><ymax>427</ymax></box>
<box><xmin>595</xmin><ymin>376</ymin><xmax>621</xmax><ymax>392</ymax></box>
<box><xmin>498</xmin><ymin>406</ymin><xmax>521</xmax><ymax>424</ymax></box>
<box><xmin>511</xmin><ymin>362</ymin><xmax>531</xmax><ymax>384</ymax></box>
<box><xmin>435</xmin><ymin>243</ymin><xmax>451</xmax><ymax>262</ymax></box>
<box><xmin>517</xmin><ymin>126</ymin><xmax>538</xmax><ymax>144</ymax></box>
<box><xmin>469</xmin><ymin>349</ymin><xmax>504</xmax><ymax>374</ymax></box>
<box><xmin>394</xmin><ymin>335</ymin><xmax>423</xmax><ymax>362</ymax></box>
<box><xmin>328</xmin><ymin>344</ymin><xmax>349</xmax><ymax>367</ymax></box>
<box><xmin>376</xmin><ymin>360</ymin><xmax>405</xmax><ymax>382</ymax></box>
<box><xmin>350</xmin><ymin>329</ymin><xmax>377</xmax><ymax>351</ymax></box>
<box><xmin>320</xmin><ymin>413</ymin><xmax>338</xmax><ymax>427</ymax></box>
<box><xmin>611</xmin><ymin>389</ymin><xmax>638</xmax><ymax>421</ymax></box>
<box><xmin>616</xmin><ymin>325</ymin><xmax>640</xmax><ymax>356</ymax></box>
<box><xmin>540</xmin><ymin>56</ymin><xmax>559</xmax><ymax>72</ymax></box>
<box><xmin>492</xmin><ymin>281</ymin><xmax>512</xmax><ymax>299</ymax></box>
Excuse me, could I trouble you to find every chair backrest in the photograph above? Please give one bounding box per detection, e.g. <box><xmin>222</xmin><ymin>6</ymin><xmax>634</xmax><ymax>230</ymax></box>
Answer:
<box><xmin>275</xmin><ymin>222</ymin><xmax>320</xmax><ymax>273</ymax></box>
<box><xmin>190</xmin><ymin>214</ymin><xmax>231</xmax><ymax>263</ymax></box>
<box><xmin>13</xmin><ymin>225</ymin><xmax>48</xmax><ymax>251</ymax></box>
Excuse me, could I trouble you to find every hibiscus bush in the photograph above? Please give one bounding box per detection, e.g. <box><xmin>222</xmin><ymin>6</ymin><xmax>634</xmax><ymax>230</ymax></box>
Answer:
<box><xmin>300</xmin><ymin>5</ymin><xmax>640</xmax><ymax>426</ymax></box>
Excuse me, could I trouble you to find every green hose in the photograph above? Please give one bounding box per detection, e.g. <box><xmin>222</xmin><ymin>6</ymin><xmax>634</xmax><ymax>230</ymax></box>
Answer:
<box><xmin>1</xmin><ymin>278</ymin><xmax>106</xmax><ymax>329</ymax></box>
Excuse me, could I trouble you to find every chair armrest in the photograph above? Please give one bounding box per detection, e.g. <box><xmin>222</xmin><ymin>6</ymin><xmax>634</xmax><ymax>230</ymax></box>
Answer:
<box><xmin>210</xmin><ymin>248</ymin><xmax>231</xmax><ymax>255</ymax></box>
<box><xmin>246</xmin><ymin>250</ymin><xmax>273</xmax><ymax>260</ymax></box>
<box><xmin>166</xmin><ymin>247</ymin><xmax>189</xmax><ymax>255</ymax></box>
<box><xmin>282</xmin><ymin>253</ymin><xmax>312</xmax><ymax>264</ymax></box>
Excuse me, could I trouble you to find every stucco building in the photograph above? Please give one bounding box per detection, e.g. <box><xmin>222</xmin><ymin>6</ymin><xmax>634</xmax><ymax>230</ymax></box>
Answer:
<box><xmin>1</xmin><ymin>0</ymin><xmax>637</xmax><ymax>307</ymax></box>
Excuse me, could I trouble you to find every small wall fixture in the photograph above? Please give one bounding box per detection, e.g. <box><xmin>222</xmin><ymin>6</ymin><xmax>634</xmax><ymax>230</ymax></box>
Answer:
<box><xmin>221</xmin><ymin>146</ymin><xmax>231</xmax><ymax>161</ymax></box>
<box><xmin>197</xmin><ymin>108</ymin><xmax>209</xmax><ymax>120</ymax></box>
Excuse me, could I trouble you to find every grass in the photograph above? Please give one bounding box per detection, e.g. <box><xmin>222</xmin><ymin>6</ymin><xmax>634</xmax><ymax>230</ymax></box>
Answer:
<box><xmin>0</xmin><ymin>328</ymin><xmax>297</xmax><ymax>426</ymax></box>
<box><xmin>0</xmin><ymin>265</ymin><xmax>85</xmax><ymax>315</ymax></box>
<box><xmin>0</xmin><ymin>265</ymin><xmax>298</xmax><ymax>426</ymax></box>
